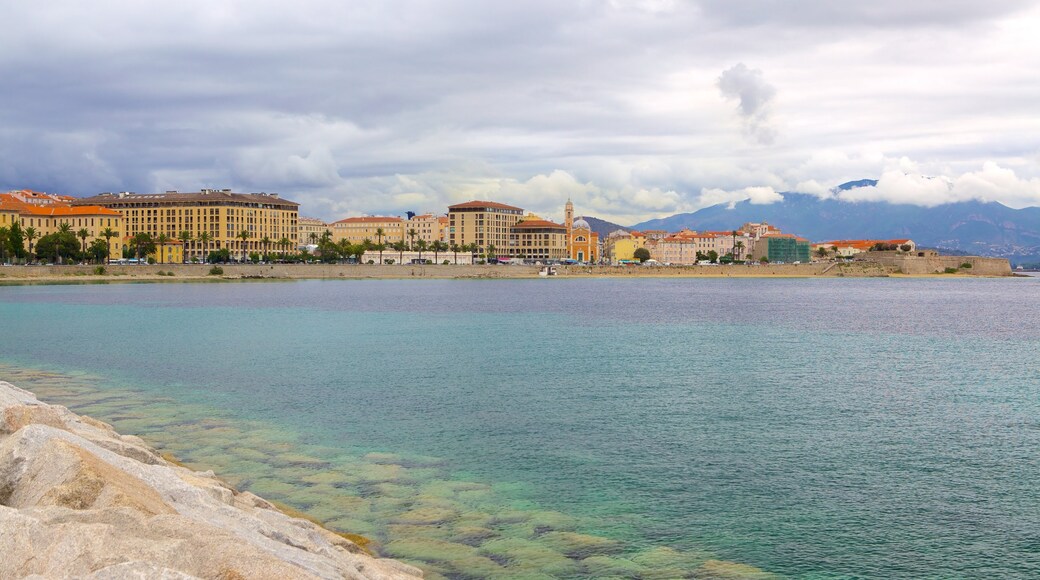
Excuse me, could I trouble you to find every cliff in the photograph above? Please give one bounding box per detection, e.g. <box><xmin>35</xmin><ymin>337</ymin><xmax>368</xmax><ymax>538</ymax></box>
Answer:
<box><xmin>0</xmin><ymin>381</ymin><xmax>423</xmax><ymax>580</ymax></box>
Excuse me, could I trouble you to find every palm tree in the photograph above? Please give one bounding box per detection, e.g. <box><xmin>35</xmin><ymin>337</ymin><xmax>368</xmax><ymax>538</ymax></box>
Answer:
<box><xmin>24</xmin><ymin>226</ymin><xmax>38</xmax><ymax>263</ymax></box>
<box><xmin>156</xmin><ymin>233</ymin><xmax>169</xmax><ymax>264</ymax></box>
<box><xmin>486</xmin><ymin>243</ymin><xmax>497</xmax><ymax>263</ymax></box>
<box><xmin>58</xmin><ymin>221</ymin><xmax>72</xmax><ymax>234</ymax></box>
<box><xmin>416</xmin><ymin>239</ymin><xmax>427</xmax><ymax>262</ymax></box>
<box><xmin>237</xmin><ymin>230</ymin><xmax>250</xmax><ymax>262</ymax></box>
<box><xmin>375</xmin><ymin>227</ymin><xmax>385</xmax><ymax>253</ymax></box>
<box><xmin>197</xmin><ymin>231</ymin><xmax>212</xmax><ymax>262</ymax></box>
<box><xmin>407</xmin><ymin>228</ymin><xmax>418</xmax><ymax>250</ymax></box>
<box><xmin>77</xmin><ymin>228</ymin><xmax>89</xmax><ymax>261</ymax></box>
<box><xmin>0</xmin><ymin>226</ymin><xmax>9</xmax><ymax>264</ymax></box>
<box><xmin>392</xmin><ymin>240</ymin><xmax>405</xmax><ymax>263</ymax></box>
<box><xmin>308</xmin><ymin>231</ymin><xmax>319</xmax><ymax>245</ymax></box>
<box><xmin>451</xmin><ymin>243</ymin><xmax>459</xmax><ymax>265</ymax></box>
<box><xmin>278</xmin><ymin>237</ymin><xmax>292</xmax><ymax>256</ymax></box>
<box><xmin>431</xmin><ymin>240</ymin><xmax>446</xmax><ymax>263</ymax></box>
<box><xmin>178</xmin><ymin>231</ymin><xmax>193</xmax><ymax>263</ymax></box>
<box><xmin>734</xmin><ymin>240</ymin><xmax>745</xmax><ymax>262</ymax></box>
<box><xmin>100</xmin><ymin>227</ymin><xmax>117</xmax><ymax>264</ymax></box>
<box><xmin>261</xmin><ymin>236</ymin><xmax>272</xmax><ymax>260</ymax></box>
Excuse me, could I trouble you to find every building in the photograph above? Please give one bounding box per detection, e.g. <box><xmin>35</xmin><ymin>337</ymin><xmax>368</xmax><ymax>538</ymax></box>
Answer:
<box><xmin>816</xmin><ymin>239</ymin><xmax>917</xmax><ymax>258</ymax></box>
<box><xmin>751</xmin><ymin>234</ymin><xmax>811</xmax><ymax>263</ymax></box>
<box><xmin>1</xmin><ymin>194</ymin><xmax>124</xmax><ymax>260</ymax></box>
<box><xmin>508</xmin><ymin>215</ymin><xmax>568</xmax><ymax>261</ymax></box>
<box><xmin>604</xmin><ymin>230</ymin><xmax>645</xmax><ymax>263</ymax></box>
<box><xmin>406</xmin><ymin>214</ymin><xmax>445</xmax><ymax>245</ymax></box>
<box><xmin>331</xmin><ymin>216</ymin><xmax>405</xmax><ymax>246</ymax></box>
<box><xmin>297</xmin><ymin>217</ymin><xmax>329</xmax><ymax>247</ymax></box>
<box><xmin>447</xmin><ymin>201</ymin><xmax>525</xmax><ymax>253</ymax></box>
<box><xmin>72</xmin><ymin>189</ymin><xmax>299</xmax><ymax>262</ymax></box>
<box><xmin>562</xmin><ymin>200</ymin><xmax>599</xmax><ymax>262</ymax></box>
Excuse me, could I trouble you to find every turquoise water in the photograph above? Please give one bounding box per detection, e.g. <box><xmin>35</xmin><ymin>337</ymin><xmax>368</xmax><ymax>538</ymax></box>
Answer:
<box><xmin>1</xmin><ymin>278</ymin><xmax>1039</xmax><ymax>578</ymax></box>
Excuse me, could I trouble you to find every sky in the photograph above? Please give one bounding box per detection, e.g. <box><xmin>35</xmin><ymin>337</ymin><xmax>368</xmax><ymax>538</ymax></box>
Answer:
<box><xmin>2</xmin><ymin>1</ymin><xmax>1040</xmax><ymax>225</ymax></box>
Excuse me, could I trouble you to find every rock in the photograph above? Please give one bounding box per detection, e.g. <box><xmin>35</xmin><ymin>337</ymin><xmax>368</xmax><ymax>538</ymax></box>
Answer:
<box><xmin>693</xmin><ymin>559</ymin><xmax>777</xmax><ymax>579</ymax></box>
<box><xmin>539</xmin><ymin>531</ymin><xmax>622</xmax><ymax>557</ymax></box>
<box><xmin>0</xmin><ymin>381</ymin><xmax>422</xmax><ymax>580</ymax></box>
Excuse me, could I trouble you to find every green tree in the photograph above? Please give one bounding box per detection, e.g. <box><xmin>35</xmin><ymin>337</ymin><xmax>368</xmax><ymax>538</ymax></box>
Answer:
<box><xmin>634</xmin><ymin>247</ymin><xmax>651</xmax><ymax>263</ymax></box>
<box><xmin>450</xmin><ymin>243</ymin><xmax>459</xmax><ymax>265</ymax></box>
<box><xmin>197</xmin><ymin>231</ymin><xmax>212</xmax><ymax>260</ymax></box>
<box><xmin>392</xmin><ymin>240</ymin><xmax>406</xmax><ymax>263</ymax></box>
<box><xmin>130</xmin><ymin>233</ymin><xmax>155</xmax><ymax>262</ymax></box>
<box><xmin>237</xmin><ymin>230</ymin><xmax>251</xmax><ymax>262</ymax></box>
<box><xmin>100</xmin><ymin>227</ymin><xmax>117</xmax><ymax>264</ymax></box>
<box><xmin>815</xmin><ymin>246</ymin><xmax>830</xmax><ymax>259</ymax></box>
<box><xmin>156</xmin><ymin>233</ymin><xmax>170</xmax><ymax>264</ymax></box>
<box><xmin>7</xmin><ymin>221</ymin><xmax>26</xmax><ymax>262</ymax></box>
<box><xmin>178</xmin><ymin>231</ymin><xmax>193</xmax><ymax>263</ymax></box>
<box><xmin>278</xmin><ymin>237</ymin><xmax>292</xmax><ymax>256</ymax></box>
<box><xmin>36</xmin><ymin>230</ymin><xmax>80</xmax><ymax>264</ymax></box>
<box><xmin>77</xmin><ymin>228</ymin><xmax>90</xmax><ymax>260</ymax></box>
<box><xmin>431</xmin><ymin>240</ymin><xmax>446</xmax><ymax>263</ymax></box>
<box><xmin>416</xmin><ymin>239</ymin><xmax>427</xmax><ymax>262</ymax></box>
<box><xmin>308</xmin><ymin>231</ymin><xmax>319</xmax><ymax>245</ymax></box>
<box><xmin>734</xmin><ymin>240</ymin><xmax>745</xmax><ymax>261</ymax></box>
<box><xmin>0</xmin><ymin>226</ymin><xmax>9</xmax><ymax>264</ymax></box>
<box><xmin>375</xmin><ymin>227</ymin><xmax>385</xmax><ymax>262</ymax></box>
<box><xmin>88</xmin><ymin>238</ymin><xmax>108</xmax><ymax>264</ymax></box>
<box><xmin>407</xmin><ymin>228</ymin><xmax>418</xmax><ymax>250</ymax></box>
<box><xmin>24</xmin><ymin>226</ymin><xmax>38</xmax><ymax>262</ymax></box>
<box><xmin>707</xmin><ymin>250</ymin><xmax>719</xmax><ymax>264</ymax></box>
<box><xmin>261</xmin><ymin>236</ymin><xmax>272</xmax><ymax>258</ymax></box>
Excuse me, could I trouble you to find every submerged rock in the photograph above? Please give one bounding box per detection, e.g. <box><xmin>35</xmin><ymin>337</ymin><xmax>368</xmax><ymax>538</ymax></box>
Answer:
<box><xmin>0</xmin><ymin>380</ymin><xmax>422</xmax><ymax>580</ymax></box>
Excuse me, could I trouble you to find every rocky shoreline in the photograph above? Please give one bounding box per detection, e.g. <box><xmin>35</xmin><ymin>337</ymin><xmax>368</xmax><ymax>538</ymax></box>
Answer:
<box><xmin>0</xmin><ymin>380</ymin><xmax>422</xmax><ymax>579</ymax></box>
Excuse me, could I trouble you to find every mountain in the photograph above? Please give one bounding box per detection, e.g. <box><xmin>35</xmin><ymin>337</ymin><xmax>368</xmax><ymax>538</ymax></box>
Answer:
<box><xmin>576</xmin><ymin>216</ymin><xmax>631</xmax><ymax>239</ymax></box>
<box><xmin>630</xmin><ymin>181</ymin><xmax>1040</xmax><ymax>264</ymax></box>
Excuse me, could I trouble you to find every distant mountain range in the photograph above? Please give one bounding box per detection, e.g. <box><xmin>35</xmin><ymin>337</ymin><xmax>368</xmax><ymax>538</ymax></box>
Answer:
<box><xmin>616</xmin><ymin>180</ymin><xmax>1040</xmax><ymax>265</ymax></box>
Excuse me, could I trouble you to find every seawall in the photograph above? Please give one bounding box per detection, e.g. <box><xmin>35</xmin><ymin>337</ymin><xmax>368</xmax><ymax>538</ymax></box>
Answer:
<box><xmin>0</xmin><ymin>380</ymin><xmax>423</xmax><ymax>580</ymax></box>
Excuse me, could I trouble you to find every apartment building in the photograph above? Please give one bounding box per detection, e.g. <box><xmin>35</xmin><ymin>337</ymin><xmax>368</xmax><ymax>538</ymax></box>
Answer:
<box><xmin>72</xmin><ymin>189</ymin><xmax>298</xmax><ymax>261</ymax></box>
<box><xmin>331</xmin><ymin>216</ymin><xmax>405</xmax><ymax>246</ymax></box>
<box><xmin>447</xmin><ymin>201</ymin><xmax>525</xmax><ymax>251</ymax></box>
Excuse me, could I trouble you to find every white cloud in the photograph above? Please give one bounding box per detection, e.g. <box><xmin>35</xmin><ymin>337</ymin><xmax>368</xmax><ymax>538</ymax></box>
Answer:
<box><xmin>717</xmin><ymin>63</ymin><xmax>778</xmax><ymax>144</ymax></box>
<box><xmin>835</xmin><ymin>163</ymin><xmax>1040</xmax><ymax>207</ymax></box>
<box><xmin>698</xmin><ymin>186</ymin><xmax>784</xmax><ymax>209</ymax></box>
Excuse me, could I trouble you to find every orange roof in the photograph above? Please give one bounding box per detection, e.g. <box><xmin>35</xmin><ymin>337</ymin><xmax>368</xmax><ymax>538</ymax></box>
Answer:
<box><xmin>630</xmin><ymin>231</ymin><xmax>645</xmax><ymax>237</ymax></box>
<box><xmin>0</xmin><ymin>197</ymin><xmax>120</xmax><ymax>217</ymax></box>
<box><xmin>448</xmin><ymin>200</ymin><xmax>523</xmax><ymax>211</ymax></box>
<box><xmin>333</xmin><ymin>216</ymin><xmax>403</xmax><ymax>224</ymax></box>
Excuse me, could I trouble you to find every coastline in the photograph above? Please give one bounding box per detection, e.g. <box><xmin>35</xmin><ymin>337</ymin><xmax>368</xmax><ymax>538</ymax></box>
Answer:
<box><xmin>0</xmin><ymin>259</ymin><xmax>1015</xmax><ymax>283</ymax></box>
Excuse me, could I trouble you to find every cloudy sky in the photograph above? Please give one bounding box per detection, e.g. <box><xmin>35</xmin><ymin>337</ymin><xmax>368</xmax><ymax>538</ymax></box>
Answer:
<box><xmin>2</xmin><ymin>1</ymin><xmax>1040</xmax><ymax>224</ymax></box>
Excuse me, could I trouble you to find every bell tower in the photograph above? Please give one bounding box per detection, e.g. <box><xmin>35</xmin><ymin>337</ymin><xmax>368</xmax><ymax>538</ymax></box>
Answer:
<box><xmin>565</xmin><ymin>199</ymin><xmax>574</xmax><ymax>238</ymax></box>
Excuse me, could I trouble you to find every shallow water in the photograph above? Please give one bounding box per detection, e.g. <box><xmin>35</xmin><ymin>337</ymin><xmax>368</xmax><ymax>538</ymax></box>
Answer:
<box><xmin>2</xmin><ymin>278</ymin><xmax>1039</xmax><ymax>578</ymax></box>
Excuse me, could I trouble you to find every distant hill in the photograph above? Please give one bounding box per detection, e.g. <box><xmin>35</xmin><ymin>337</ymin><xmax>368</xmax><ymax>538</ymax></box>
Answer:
<box><xmin>630</xmin><ymin>180</ymin><xmax>1040</xmax><ymax>264</ymax></box>
<box><xmin>577</xmin><ymin>216</ymin><xmax>631</xmax><ymax>239</ymax></box>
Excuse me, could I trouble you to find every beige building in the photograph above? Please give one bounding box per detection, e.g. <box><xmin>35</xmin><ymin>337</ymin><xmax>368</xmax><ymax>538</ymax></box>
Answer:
<box><xmin>73</xmin><ymin>189</ymin><xmax>298</xmax><ymax>261</ymax></box>
<box><xmin>447</xmin><ymin>200</ymin><xmax>525</xmax><ymax>252</ymax></box>
<box><xmin>508</xmin><ymin>215</ymin><xmax>568</xmax><ymax>261</ymax></box>
<box><xmin>298</xmin><ymin>217</ymin><xmax>329</xmax><ymax>247</ymax></box>
<box><xmin>331</xmin><ymin>216</ymin><xmax>405</xmax><ymax>246</ymax></box>
<box><xmin>406</xmin><ymin>214</ymin><xmax>445</xmax><ymax>245</ymax></box>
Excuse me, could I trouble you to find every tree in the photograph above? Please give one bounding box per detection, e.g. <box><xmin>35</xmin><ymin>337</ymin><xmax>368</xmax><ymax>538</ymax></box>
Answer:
<box><xmin>278</xmin><ymin>237</ymin><xmax>292</xmax><ymax>256</ymax></box>
<box><xmin>130</xmin><ymin>233</ymin><xmax>155</xmax><ymax>262</ymax></box>
<box><xmin>178</xmin><ymin>231</ymin><xmax>193</xmax><ymax>263</ymax></box>
<box><xmin>100</xmin><ymin>227</ymin><xmax>117</xmax><ymax>264</ymax></box>
<box><xmin>77</xmin><ymin>228</ymin><xmax>90</xmax><ymax>260</ymax></box>
<box><xmin>36</xmin><ymin>230</ymin><xmax>79</xmax><ymax>264</ymax></box>
<box><xmin>451</xmin><ymin>243</ymin><xmax>459</xmax><ymax>265</ymax></box>
<box><xmin>0</xmin><ymin>226</ymin><xmax>9</xmax><ymax>264</ymax></box>
<box><xmin>734</xmin><ymin>240</ymin><xmax>745</xmax><ymax>261</ymax></box>
<box><xmin>392</xmin><ymin>240</ymin><xmax>405</xmax><ymax>263</ymax></box>
<box><xmin>416</xmin><ymin>239</ymin><xmax>427</xmax><ymax>262</ymax></box>
<box><xmin>707</xmin><ymin>250</ymin><xmax>719</xmax><ymax>264</ymax></box>
<box><xmin>431</xmin><ymin>240</ymin><xmax>446</xmax><ymax>263</ymax></box>
<box><xmin>815</xmin><ymin>246</ymin><xmax>830</xmax><ymax>259</ymax></box>
<box><xmin>261</xmin><ymin>236</ymin><xmax>272</xmax><ymax>258</ymax></box>
<box><xmin>237</xmin><ymin>230</ymin><xmax>251</xmax><ymax>262</ymax></box>
<box><xmin>308</xmin><ymin>231</ymin><xmax>319</xmax><ymax>245</ymax></box>
<box><xmin>900</xmin><ymin>244</ymin><xmax>913</xmax><ymax>252</ymax></box>
<box><xmin>24</xmin><ymin>226</ymin><xmax>37</xmax><ymax>262</ymax></box>
<box><xmin>156</xmin><ymin>233</ymin><xmax>170</xmax><ymax>264</ymax></box>
<box><xmin>486</xmin><ymin>244</ymin><xmax>497</xmax><ymax>263</ymax></box>
<box><xmin>197</xmin><ymin>231</ymin><xmax>212</xmax><ymax>260</ymax></box>
<box><xmin>88</xmin><ymin>238</ymin><xmax>108</xmax><ymax>264</ymax></box>
<box><xmin>633</xmin><ymin>247</ymin><xmax>651</xmax><ymax>263</ymax></box>
<box><xmin>407</xmin><ymin>228</ymin><xmax>418</xmax><ymax>250</ymax></box>
<box><xmin>375</xmin><ymin>227</ymin><xmax>385</xmax><ymax>259</ymax></box>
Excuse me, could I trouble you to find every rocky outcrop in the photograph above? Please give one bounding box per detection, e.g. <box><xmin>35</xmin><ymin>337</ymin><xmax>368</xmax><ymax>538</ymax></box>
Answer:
<box><xmin>0</xmin><ymin>381</ymin><xmax>423</xmax><ymax>580</ymax></box>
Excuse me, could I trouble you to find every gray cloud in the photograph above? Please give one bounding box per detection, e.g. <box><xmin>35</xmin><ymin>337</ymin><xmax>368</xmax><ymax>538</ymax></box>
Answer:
<box><xmin>717</xmin><ymin>63</ymin><xmax>777</xmax><ymax>144</ymax></box>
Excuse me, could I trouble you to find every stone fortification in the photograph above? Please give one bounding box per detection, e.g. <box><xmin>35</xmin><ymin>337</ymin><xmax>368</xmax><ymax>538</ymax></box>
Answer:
<box><xmin>0</xmin><ymin>381</ymin><xmax>423</xmax><ymax>580</ymax></box>
<box><xmin>866</xmin><ymin>253</ymin><xmax>1012</xmax><ymax>276</ymax></box>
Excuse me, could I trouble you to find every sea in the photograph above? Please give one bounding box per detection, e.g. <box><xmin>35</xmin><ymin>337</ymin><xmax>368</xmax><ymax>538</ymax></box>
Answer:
<box><xmin>1</xmin><ymin>277</ymin><xmax>1038</xmax><ymax>579</ymax></box>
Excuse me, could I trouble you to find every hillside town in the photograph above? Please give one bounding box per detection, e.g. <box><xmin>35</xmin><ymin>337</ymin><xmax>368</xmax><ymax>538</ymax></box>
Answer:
<box><xmin>2</xmin><ymin>188</ymin><xmax>920</xmax><ymax>266</ymax></box>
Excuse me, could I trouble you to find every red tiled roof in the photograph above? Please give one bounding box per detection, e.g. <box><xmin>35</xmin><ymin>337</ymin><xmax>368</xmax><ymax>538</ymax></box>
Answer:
<box><xmin>512</xmin><ymin>219</ymin><xmax>565</xmax><ymax>230</ymax></box>
<box><xmin>448</xmin><ymin>200</ymin><xmax>524</xmax><ymax>211</ymax></box>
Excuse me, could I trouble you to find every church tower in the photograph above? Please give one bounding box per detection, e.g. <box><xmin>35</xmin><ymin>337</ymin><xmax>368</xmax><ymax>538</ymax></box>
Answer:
<box><xmin>565</xmin><ymin>199</ymin><xmax>574</xmax><ymax>239</ymax></box>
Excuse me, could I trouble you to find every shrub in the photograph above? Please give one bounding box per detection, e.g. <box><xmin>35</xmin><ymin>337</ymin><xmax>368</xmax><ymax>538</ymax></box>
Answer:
<box><xmin>944</xmin><ymin>267</ymin><xmax>959</xmax><ymax>274</ymax></box>
<box><xmin>93</xmin><ymin>266</ymin><xmax>106</xmax><ymax>275</ymax></box>
<box><xmin>960</xmin><ymin>262</ymin><xmax>972</xmax><ymax>269</ymax></box>
<box><xmin>367</xmin><ymin>260</ymin><xmax>375</xmax><ymax>264</ymax></box>
<box><xmin>147</xmin><ymin>257</ymin><xmax>156</xmax><ymax>264</ymax></box>
<box><xmin>208</xmin><ymin>266</ymin><xmax>224</xmax><ymax>276</ymax></box>
<box><xmin>443</xmin><ymin>260</ymin><xmax>450</xmax><ymax>265</ymax></box>
<box><xmin>384</xmin><ymin>259</ymin><xmax>395</xmax><ymax>265</ymax></box>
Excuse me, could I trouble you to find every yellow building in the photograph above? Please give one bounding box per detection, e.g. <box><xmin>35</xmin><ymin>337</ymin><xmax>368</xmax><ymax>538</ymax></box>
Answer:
<box><xmin>563</xmin><ymin>201</ymin><xmax>599</xmax><ymax>262</ymax></box>
<box><xmin>298</xmin><ymin>217</ymin><xmax>329</xmax><ymax>247</ymax></box>
<box><xmin>406</xmin><ymin>214</ymin><xmax>446</xmax><ymax>245</ymax></box>
<box><xmin>1</xmin><ymin>194</ymin><xmax>124</xmax><ymax>260</ymax></box>
<box><xmin>509</xmin><ymin>215</ymin><xmax>568</xmax><ymax>261</ymax></box>
<box><xmin>447</xmin><ymin>201</ymin><xmax>525</xmax><ymax>253</ymax></box>
<box><xmin>72</xmin><ymin>189</ymin><xmax>299</xmax><ymax>262</ymax></box>
<box><xmin>607</xmin><ymin>233</ymin><xmax>646</xmax><ymax>263</ymax></box>
<box><xmin>331</xmin><ymin>216</ymin><xmax>405</xmax><ymax>246</ymax></box>
<box><xmin>148</xmin><ymin>240</ymin><xmax>184</xmax><ymax>264</ymax></box>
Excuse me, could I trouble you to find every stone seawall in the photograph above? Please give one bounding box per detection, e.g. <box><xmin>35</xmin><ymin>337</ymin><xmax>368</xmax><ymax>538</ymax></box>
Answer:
<box><xmin>870</xmin><ymin>255</ymin><xmax>1013</xmax><ymax>276</ymax></box>
<box><xmin>0</xmin><ymin>381</ymin><xmax>423</xmax><ymax>580</ymax></box>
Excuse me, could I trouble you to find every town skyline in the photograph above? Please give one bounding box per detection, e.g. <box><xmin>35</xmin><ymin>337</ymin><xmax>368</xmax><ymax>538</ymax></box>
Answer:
<box><xmin>3</xmin><ymin>2</ymin><xmax>1040</xmax><ymax>224</ymax></box>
